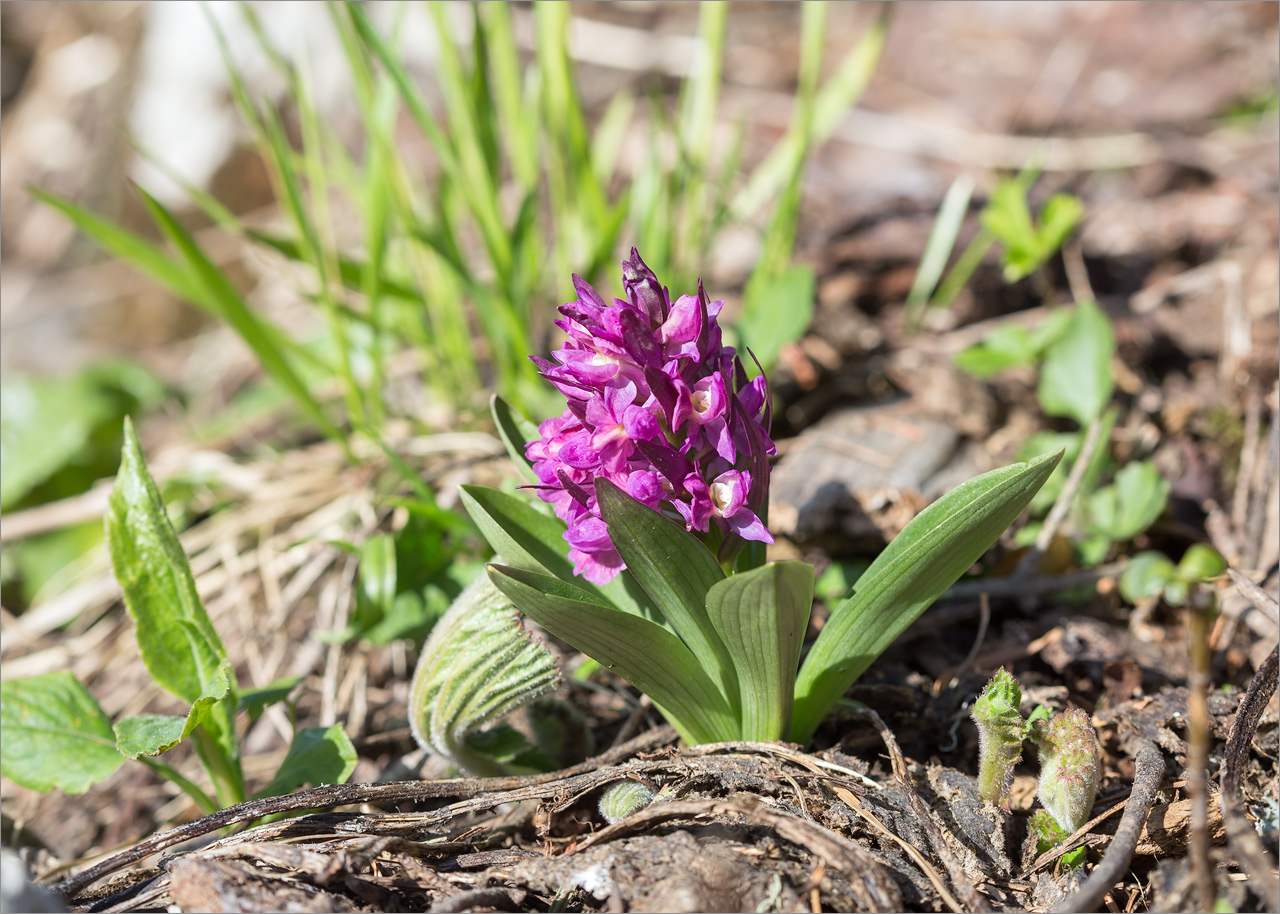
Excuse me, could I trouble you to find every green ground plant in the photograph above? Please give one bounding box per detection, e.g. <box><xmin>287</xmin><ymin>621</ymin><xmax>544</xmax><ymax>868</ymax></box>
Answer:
<box><xmin>0</xmin><ymin>420</ymin><xmax>356</xmax><ymax>810</ymax></box>
<box><xmin>409</xmin><ymin>254</ymin><xmax>1061</xmax><ymax>769</ymax></box>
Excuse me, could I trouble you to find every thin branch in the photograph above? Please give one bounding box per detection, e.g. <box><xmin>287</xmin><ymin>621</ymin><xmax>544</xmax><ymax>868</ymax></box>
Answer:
<box><xmin>1228</xmin><ymin>568</ymin><xmax>1280</xmax><ymax>627</ymax></box>
<box><xmin>862</xmin><ymin>710</ymin><xmax>992</xmax><ymax>914</ymax></box>
<box><xmin>1017</xmin><ymin>414</ymin><xmax>1106</xmax><ymax>577</ymax></box>
<box><xmin>1049</xmin><ymin>738</ymin><xmax>1164</xmax><ymax>914</ymax></box>
<box><xmin>1219</xmin><ymin>646</ymin><xmax>1280</xmax><ymax>904</ymax></box>
<box><xmin>53</xmin><ymin>726</ymin><xmax>677</xmax><ymax>901</ymax></box>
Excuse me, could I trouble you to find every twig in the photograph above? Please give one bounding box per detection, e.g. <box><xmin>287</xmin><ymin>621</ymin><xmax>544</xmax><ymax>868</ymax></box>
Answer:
<box><xmin>52</xmin><ymin>726</ymin><xmax>678</xmax><ymax>901</ymax></box>
<box><xmin>1049</xmin><ymin>738</ymin><xmax>1164</xmax><ymax>914</ymax></box>
<box><xmin>942</xmin><ymin>562</ymin><xmax>1125</xmax><ymax>602</ymax></box>
<box><xmin>1017</xmin><ymin>414</ymin><xmax>1107</xmax><ymax>577</ymax></box>
<box><xmin>1184</xmin><ymin>591</ymin><xmax>1217</xmax><ymax>913</ymax></box>
<box><xmin>1232</xmin><ymin>389</ymin><xmax>1262</xmax><ymax>539</ymax></box>
<box><xmin>861</xmin><ymin>710</ymin><xmax>991</xmax><ymax>913</ymax></box>
<box><xmin>1227</xmin><ymin>568</ymin><xmax>1280</xmax><ymax>627</ymax></box>
<box><xmin>1219</xmin><ymin>646</ymin><xmax>1280</xmax><ymax>904</ymax></box>
<box><xmin>937</xmin><ymin>593</ymin><xmax>990</xmax><ymax>692</ymax></box>
<box><xmin>1064</xmin><ymin>240</ymin><xmax>1096</xmax><ymax>305</ymax></box>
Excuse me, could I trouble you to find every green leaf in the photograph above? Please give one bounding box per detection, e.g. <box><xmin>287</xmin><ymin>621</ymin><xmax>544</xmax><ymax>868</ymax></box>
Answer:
<box><xmin>459</xmin><ymin>485</ymin><xmax>657</xmax><ymax>621</ymax></box>
<box><xmin>488</xmin><ymin>564</ymin><xmax>736</xmax><ymax>745</ymax></box>
<box><xmin>113</xmin><ymin>715</ymin><xmax>189</xmax><ymax>759</ymax></box>
<box><xmin>737</xmin><ymin>264</ymin><xmax>815</xmax><ymax>372</ymax></box>
<box><xmin>30</xmin><ymin>188</ymin><xmax>208</xmax><ymax>309</ymax></box>
<box><xmin>1118</xmin><ymin>551</ymin><xmax>1176</xmax><ymax>604</ymax></box>
<box><xmin>106</xmin><ymin>418</ymin><xmax>228</xmax><ymax>705</ymax></box>
<box><xmin>1176</xmin><ymin>544</ymin><xmax>1227</xmax><ymax>582</ymax></box>
<box><xmin>1038</xmin><ymin>301</ymin><xmax>1115</xmax><ymax>426</ymax></box>
<box><xmin>907</xmin><ymin>174</ymin><xmax>975</xmax><ymax>310</ymax></box>
<box><xmin>411</xmin><ymin>571</ymin><xmax>560</xmax><ymax>776</ymax></box>
<box><xmin>593</xmin><ymin>479</ymin><xmax>733</xmax><ymax>705</ymax></box>
<box><xmin>705</xmin><ymin>562</ymin><xmax>813</xmax><ymax>742</ymax></box>
<box><xmin>254</xmin><ymin>725</ymin><xmax>357</xmax><ymax>799</ymax></box>
<box><xmin>1036</xmin><ymin>194</ymin><xmax>1085</xmax><ymax>263</ymax></box>
<box><xmin>1087</xmin><ymin>461</ymin><xmax>1169</xmax><ymax>541</ymax></box>
<box><xmin>954</xmin><ymin>323</ymin><xmax>1040</xmax><ymax>379</ymax></box>
<box><xmin>0</xmin><ymin>672</ymin><xmax>124</xmax><ymax>794</ymax></box>
<box><xmin>115</xmin><ymin>660</ymin><xmax>233</xmax><ymax>758</ymax></box>
<box><xmin>792</xmin><ymin>450</ymin><xmax>1062</xmax><ymax>743</ymax></box>
<box><xmin>237</xmin><ymin>676</ymin><xmax>303</xmax><ymax>721</ymax></box>
<box><xmin>490</xmin><ymin>394</ymin><xmax>539</xmax><ymax>484</ymax></box>
<box><xmin>134</xmin><ymin>187</ymin><xmax>347</xmax><ymax>449</ymax></box>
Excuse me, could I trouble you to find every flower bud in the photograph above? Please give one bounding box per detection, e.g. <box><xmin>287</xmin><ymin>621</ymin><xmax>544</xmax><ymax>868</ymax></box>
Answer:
<box><xmin>972</xmin><ymin>668</ymin><xmax>1026</xmax><ymax>807</ymax></box>
<box><xmin>1031</xmin><ymin>708</ymin><xmax>1100</xmax><ymax>833</ymax></box>
<box><xmin>599</xmin><ymin>780</ymin><xmax>656</xmax><ymax>824</ymax></box>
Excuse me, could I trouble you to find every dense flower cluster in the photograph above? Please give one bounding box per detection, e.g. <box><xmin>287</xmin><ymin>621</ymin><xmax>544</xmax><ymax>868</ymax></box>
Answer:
<box><xmin>527</xmin><ymin>248</ymin><xmax>775</xmax><ymax>583</ymax></box>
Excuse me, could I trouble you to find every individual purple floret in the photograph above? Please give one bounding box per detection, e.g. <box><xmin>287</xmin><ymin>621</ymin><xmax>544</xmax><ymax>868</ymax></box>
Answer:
<box><xmin>527</xmin><ymin>248</ymin><xmax>775</xmax><ymax>583</ymax></box>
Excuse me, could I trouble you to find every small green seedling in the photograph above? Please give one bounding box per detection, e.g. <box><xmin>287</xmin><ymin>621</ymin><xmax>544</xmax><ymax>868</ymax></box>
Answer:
<box><xmin>972</xmin><ymin>670</ymin><xmax>1101</xmax><ymax>861</ymax></box>
<box><xmin>971</xmin><ymin>668</ymin><xmax>1026</xmax><ymax>808</ymax></box>
<box><xmin>0</xmin><ymin>419</ymin><xmax>356</xmax><ymax>810</ymax></box>
<box><xmin>1120</xmin><ymin>543</ymin><xmax>1228</xmax><ymax>608</ymax></box>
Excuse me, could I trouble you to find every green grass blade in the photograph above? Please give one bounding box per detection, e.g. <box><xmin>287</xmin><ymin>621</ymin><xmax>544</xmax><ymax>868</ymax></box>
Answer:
<box><xmin>906</xmin><ymin>174</ymin><xmax>976</xmax><ymax>313</ymax></box>
<box><xmin>732</xmin><ymin>5</ymin><xmax>887</xmax><ymax>222</ymax></box>
<box><xmin>135</xmin><ymin>187</ymin><xmax>348</xmax><ymax>449</ymax></box>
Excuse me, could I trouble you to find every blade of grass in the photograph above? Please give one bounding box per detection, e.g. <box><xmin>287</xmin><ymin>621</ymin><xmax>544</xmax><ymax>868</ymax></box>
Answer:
<box><xmin>905</xmin><ymin>174</ymin><xmax>976</xmax><ymax>324</ymax></box>
<box><xmin>731</xmin><ymin>5</ymin><xmax>888</xmax><ymax>223</ymax></box>
<box><xmin>135</xmin><ymin>186</ymin><xmax>349</xmax><ymax>453</ymax></box>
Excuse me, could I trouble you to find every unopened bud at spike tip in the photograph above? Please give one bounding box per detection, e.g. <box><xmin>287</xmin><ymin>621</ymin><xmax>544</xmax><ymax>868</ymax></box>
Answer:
<box><xmin>1031</xmin><ymin>707</ymin><xmax>1100</xmax><ymax>833</ymax></box>
<box><xmin>972</xmin><ymin>667</ymin><xmax>1026</xmax><ymax>807</ymax></box>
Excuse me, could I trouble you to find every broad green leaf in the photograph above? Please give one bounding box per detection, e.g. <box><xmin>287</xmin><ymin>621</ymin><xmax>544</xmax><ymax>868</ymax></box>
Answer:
<box><xmin>490</xmin><ymin>394</ymin><xmax>539</xmax><ymax>484</ymax></box>
<box><xmin>114</xmin><ymin>715</ymin><xmax>190</xmax><ymax>759</ymax></box>
<box><xmin>1039</xmin><ymin>301</ymin><xmax>1115</xmax><ymax>426</ymax></box>
<box><xmin>705</xmin><ymin>562</ymin><xmax>813</xmax><ymax>742</ymax></box>
<box><xmin>1118</xmin><ymin>551</ymin><xmax>1176</xmax><ymax>604</ymax></box>
<box><xmin>594</xmin><ymin>479</ymin><xmax>733</xmax><ymax>706</ymax></box>
<box><xmin>0</xmin><ymin>672</ymin><xmax>123</xmax><ymax>794</ymax></box>
<box><xmin>792</xmin><ymin>450</ymin><xmax>1062</xmax><ymax>743</ymax></box>
<box><xmin>736</xmin><ymin>265</ymin><xmax>816</xmax><ymax>371</ymax></box>
<box><xmin>237</xmin><ymin>676</ymin><xmax>303</xmax><ymax>721</ymax></box>
<box><xmin>255</xmin><ymin>725</ymin><xmax>357</xmax><ymax>799</ymax></box>
<box><xmin>488</xmin><ymin>565</ymin><xmax>736</xmax><ymax>745</ymax></box>
<box><xmin>1087</xmin><ymin>460</ymin><xmax>1169</xmax><ymax>541</ymax></box>
<box><xmin>1176</xmin><ymin>544</ymin><xmax>1227</xmax><ymax>582</ymax></box>
<box><xmin>459</xmin><ymin>485</ymin><xmax>658</xmax><ymax>621</ymax></box>
<box><xmin>114</xmin><ymin>660</ymin><xmax>233</xmax><ymax>758</ymax></box>
<box><xmin>1</xmin><ymin>362</ymin><xmax>167</xmax><ymax>511</ymax></box>
<box><xmin>954</xmin><ymin>323</ymin><xmax>1040</xmax><ymax>379</ymax></box>
<box><xmin>410</xmin><ymin>572</ymin><xmax>560</xmax><ymax>776</ymax></box>
<box><xmin>107</xmin><ymin>418</ymin><xmax>227</xmax><ymax>705</ymax></box>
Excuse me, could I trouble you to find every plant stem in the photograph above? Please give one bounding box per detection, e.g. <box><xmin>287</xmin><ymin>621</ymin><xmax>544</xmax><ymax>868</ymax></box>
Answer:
<box><xmin>192</xmin><ymin>722</ymin><xmax>245</xmax><ymax>809</ymax></box>
<box><xmin>139</xmin><ymin>757</ymin><xmax>219</xmax><ymax>816</ymax></box>
<box><xmin>1184</xmin><ymin>587</ymin><xmax>1217</xmax><ymax>913</ymax></box>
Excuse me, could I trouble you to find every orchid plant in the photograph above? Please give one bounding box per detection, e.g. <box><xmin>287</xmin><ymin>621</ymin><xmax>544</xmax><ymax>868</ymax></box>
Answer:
<box><xmin>414</xmin><ymin>250</ymin><xmax>1061</xmax><ymax>757</ymax></box>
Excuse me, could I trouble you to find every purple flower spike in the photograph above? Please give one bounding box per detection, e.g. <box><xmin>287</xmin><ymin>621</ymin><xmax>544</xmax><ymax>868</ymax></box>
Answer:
<box><xmin>525</xmin><ymin>250</ymin><xmax>774</xmax><ymax>583</ymax></box>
